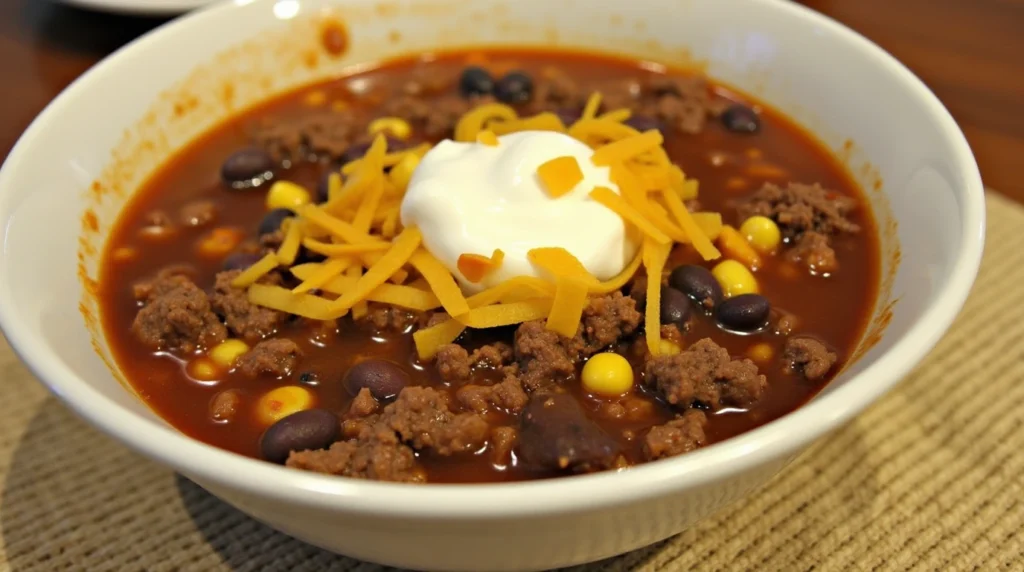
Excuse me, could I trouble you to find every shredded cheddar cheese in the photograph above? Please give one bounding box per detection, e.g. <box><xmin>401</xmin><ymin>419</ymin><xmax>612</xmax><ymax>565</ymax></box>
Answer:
<box><xmin>409</xmin><ymin>250</ymin><xmax>471</xmax><ymax>318</ymax></box>
<box><xmin>231</xmin><ymin>253</ymin><xmax>280</xmax><ymax>288</ymax></box>
<box><xmin>642</xmin><ymin>239</ymin><xmax>673</xmax><ymax>354</ymax></box>
<box><xmin>237</xmin><ymin>90</ymin><xmax>729</xmax><ymax>362</ymax></box>
<box><xmin>476</xmin><ymin>130</ymin><xmax>500</xmax><ymax>146</ymax></box>
<box><xmin>589</xmin><ymin>186</ymin><xmax>671</xmax><ymax>245</ymax></box>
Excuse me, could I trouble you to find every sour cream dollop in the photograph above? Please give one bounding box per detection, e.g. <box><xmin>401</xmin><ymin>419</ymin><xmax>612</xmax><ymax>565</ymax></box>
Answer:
<box><xmin>400</xmin><ymin>130</ymin><xmax>639</xmax><ymax>292</ymax></box>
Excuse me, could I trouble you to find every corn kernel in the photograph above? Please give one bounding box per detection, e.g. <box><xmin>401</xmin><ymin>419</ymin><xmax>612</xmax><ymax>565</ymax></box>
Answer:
<box><xmin>209</xmin><ymin>339</ymin><xmax>250</xmax><ymax>368</ymax></box>
<box><xmin>197</xmin><ymin>227</ymin><xmax>244</xmax><ymax>258</ymax></box>
<box><xmin>388</xmin><ymin>153</ymin><xmax>420</xmax><ymax>190</ymax></box>
<box><xmin>712</xmin><ymin>259</ymin><xmax>759</xmax><ymax>298</ymax></box>
<box><xmin>256</xmin><ymin>386</ymin><xmax>314</xmax><ymax>426</ymax></box>
<box><xmin>266</xmin><ymin>181</ymin><xmax>312</xmax><ymax>211</ymax></box>
<box><xmin>188</xmin><ymin>357</ymin><xmax>221</xmax><ymax>381</ymax></box>
<box><xmin>740</xmin><ymin>216</ymin><xmax>782</xmax><ymax>254</ymax></box>
<box><xmin>748</xmin><ymin>342</ymin><xmax>774</xmax><ymax>363</ymax></box>
<box><xmin>658</xmin><ymin>339</ymin><xmax>682</xmax><ymax>356</ymax></box>
<box><xmin>368</xmin><ymin>117</ymin><xmax>412</xmax><ymax>140</ymax></box>
<box><xmin>581</xmin><ymin>353</ymin><xmax>634</xmax><ymax>396</ymax></box>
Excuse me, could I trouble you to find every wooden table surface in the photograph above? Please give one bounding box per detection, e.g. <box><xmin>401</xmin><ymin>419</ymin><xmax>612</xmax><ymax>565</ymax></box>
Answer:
<box><xmin>0</xmin><ymin>0</ymin><xmax>1021</xmax><ymax>198</ymax></box>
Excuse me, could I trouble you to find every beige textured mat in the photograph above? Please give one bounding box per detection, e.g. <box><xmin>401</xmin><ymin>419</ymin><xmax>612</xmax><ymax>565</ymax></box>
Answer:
<box><xmin>0</xmin><ymin>192</ymin><xmax>1021</xmax><ymax>572</ymax></box>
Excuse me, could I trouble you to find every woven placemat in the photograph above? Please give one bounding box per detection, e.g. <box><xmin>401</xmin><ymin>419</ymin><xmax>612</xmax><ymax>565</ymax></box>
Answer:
<box><xmin>0</xmin><ymin>193</ymin><xmax>1021</xmax><ymax>572</ymax></box>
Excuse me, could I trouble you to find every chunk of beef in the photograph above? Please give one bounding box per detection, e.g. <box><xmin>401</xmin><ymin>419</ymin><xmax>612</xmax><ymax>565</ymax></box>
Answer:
<box><xmin>737</xmin><ymin>182</ymin><xmax>860</xmax><ymax>240</ymax></box>
<box><xmin>131</xmin><ymin>265</ymin><xmax>196</xmax><ymax>302</ymax></box>
<box><xmin>518</xmin><ymin>393</ymin><xmax>621</xmax><ymax>473</ymax></box>
<box><xmin>784</xmin><ymin>337</ymin><xmax>838</xmax><ymax>381</ymax></box>
<box><xmin>580</xmin><ymin>291</ymin><xmax>643</xmax><ymax>353</ymax></box>
<box><xmin>252</xmin><ymin>111</ymin><xmax>359</xmax><ymax>163</ymax></box>
<box><xmin>210</xmin><ymin>270</ymin><xmax>287</xmax><ymax>343</ymax></box>
<box><xmin>514</xmin><ymin>321</ymin><xmax>580</xmax><ymax>391</ymax></box>
<box><xmin>456</xmin><ymin>372</ymin><xmax>529</xmax><ymax>415</ymax></box>
<box><xmin>472</xmin><ymin>342</ymin><xmax>514</xmax><ymax>368</ymax></box>
<box><xmin>644</xmin><ymin>338</ymin><xmax>767</xmax><ymax>409</ymax></box>
<box><xmin>358</xmin><ymin>303</ymin><xmax>418</xmax><ymax>334</ymax></box>
<box><xmin>435</xmin><ymin>342</ymin><xmax>514</xmax><ymax>383</ymax></box>
<box><xmin>235</xmin><ymin>338</ymin><xmax>301</xmax><ymax>378</ymax></box>
<box><xmin>286</xmin><ymin>424</ymin><xmax>424</xmax><ymax>483</ymax></box>
<box><xmin>348</xmin><ymin>387</ymin><xmax>380</xmax><ymax>417</ymax></box>
<box><xmin>419</xmin><ymin>311</ymin><xmax>451</xmax><ymax>330</ymax></box>
<box><xmin>490</xmin><ymin>426</ymin><xmax>518</xmax><ymax>466</ymax></box>
<box><xmin>529</xmin><ymin>73</ymin><xmax>587</xmax><ymax>113</ymax></box>
<box><xmin>786</xmin><ymin>231</ymin><xmax>838</xmax><ymax>274</ymax></box>
<box><xmin>131</xmin><ymin>274</ymin><xmax>226</xmax><ymax>352</ymax></box>
<box><xmin>209</xmin><ymin>389</ymin><xmax>241</xmax><ymax>423</ymax></box>
<box><xmin>514</xmin><ymin>292</ymin><xmax>642</xmax><ymax>390</ymax></box>
<box><xmin>435</xmin><ymin>344</ymin><xmax>472</xmax><ymax>383</ymax></box>
<box><xmin>379</xmin><ymin>387</ymin><xmax>489</xmax><ymax>455</ymax></box>
<box><xmin>642</xmin><ymin>410</ymin><xmax>708</xmax><ymax>461</ymax></box>
<box><xmin>636</xmin><ymin>76</ymin><xmax>728</xmax><ymax>134</ymax></box>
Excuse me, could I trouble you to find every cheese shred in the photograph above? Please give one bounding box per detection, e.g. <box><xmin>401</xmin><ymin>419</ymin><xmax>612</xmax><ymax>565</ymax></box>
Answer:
<box><xmin>237</xmin><ymin>91</ymin><xmax>729</xmax><ymax>360</ymax></box>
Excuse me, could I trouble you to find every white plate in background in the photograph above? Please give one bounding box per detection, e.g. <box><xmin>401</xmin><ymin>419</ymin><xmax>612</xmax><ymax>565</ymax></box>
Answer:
<box><xmin>59</xmin><ymin>0</ymin><xmax>215</xmax><ymax>16</ymax></box>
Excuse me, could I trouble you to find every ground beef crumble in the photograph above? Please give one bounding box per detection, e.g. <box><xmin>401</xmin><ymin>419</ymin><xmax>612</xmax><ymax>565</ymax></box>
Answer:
<box><xmin>210</xmin><ymin>270</ymin><xmax>287</xmax><ymax>343</ymax></box>
<box><xmin>357</xmin><ymin>303</ymin><xmax>419</xmax><ymax>334</ymax></box>
<box><xmin>737</xmin><ymin>182</ymin><xmax>860</xmax><ymax>239</ymax></box>
<box><xmin>786</xmin><ymin>231</ymin><xmax>838</xmax><ymax>274</ymax></box>
<box><xmin>131</xmin><ymin>272</ymin><xmax>226</xmax><ymax>353</ymax></box>
<box><xmin>643</xmin><ymin>409</ymin><xmax>708</xmax><ymax>461</ymax></box>
<box><xmin>783</xmin><ymin>337</ymin><xmax>838</xmax><ymax>381</ymax></box>
<box><xmin>645</xmin><ymin>338</ymin><xmax>767</xmax><ymax>409</ymax></box>
<box><xmin>514</xmin><ymin>292</ymin><xmax>642</xmax><ymax>390</ymax></box>
<box><xmin>286</xmin><ymin>424</ymin><xmax>424</xmax><ymax>483</ymax></box>
<box><xmin>378</xmin><ymin>387</ymin><xmax>489</xmax><ymax>455</ymax></box>
<box><xmin>435</xmin><ymin>342</ymin><xmax>514</xmax><ymax>384</ymax></box>
<box><xmin>252</xmin><ymin>111</ymin><xmax>359</xmax><ymax>164</ymax></box>
<box><xmin>235</xmin><ymin>338</ymin><xmax>301</xmax><ymax>378</ymax></box>
<box><xmin>736</xmin><ymin>182</ymin><xmax>859</xmax><ymax>273</ymax></box>
<box><xmin>348</xmin><ymin>388</ymin><xmax>380</xmax><ymax>417</ymax></box>
<box><xmin>456</xmin><ymin>371</ymin><xmax>529</xmax><ymax>415</ymax></box>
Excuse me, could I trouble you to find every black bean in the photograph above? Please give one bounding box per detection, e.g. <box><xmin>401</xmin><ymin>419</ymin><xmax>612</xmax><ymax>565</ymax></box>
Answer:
<box><xmin>298</xmin><ymin>371</ymin><xmax>319</xmax><ymax>385</ymax></box>
<box><xmin>221</xmin><ymin>147</ymin><xmax>274</xmax><ymax>189</ymax></box>
<box><xmin>660</xmin><ymin>286</ymin><xmax>691</xmax><ymax>326</ymax></box>
<box><xmin>494</xmin><ymin>71</ymin><xmax>533</xmax><ymax>104</ymax></box>
<box><xmin>458</xmin><ymin>66</ymin><xmax>495</xmax><ymax>98</ymax></box>
<box><xmin>260</xmin><ymin>409</ymin><xmax>340</xmax><ymax>464</ymax></box>
<box><xmin>258</xmin><ymin>208</ymin><xmax>294</xmax><ymax>237</ymax></box>
<box><xmin>721</xmin><ymin>104</ymin><xmax>761</xmax><ymax>134</ymax></box>
<box><xmin>625</xmin><ymin>114</ymin><xmax>665</xmax><ymax>134</ymax></box>
<box><xmin>716</xmin><ymin>294</ymin><xmax>771</xmax><ymax>332</ymax></box>
<box><xmin>518</xmin><ymin>393</ymin><xmax>621</xmax><ymax>473</ymax></box>
<box><xmin>222</xmin><ymin>252</ymin><xmax>262</xmax><ymax>271</ymax></box>
<box><xmin>668</xmin><ymin>265</ymin><xmax>723</xmax><ymax>309</ymax></box>
<box><xmin>343</xmin><ymin>359</ymin><xmax>409</xmax><ymax>401</ymax></box>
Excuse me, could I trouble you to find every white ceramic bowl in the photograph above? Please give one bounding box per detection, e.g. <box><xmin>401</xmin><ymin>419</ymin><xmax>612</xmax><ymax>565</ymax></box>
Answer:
<box><xmin>0</xmin><ymin>0</ymin><xmax>984</xmax><ymax>570</ymax></box>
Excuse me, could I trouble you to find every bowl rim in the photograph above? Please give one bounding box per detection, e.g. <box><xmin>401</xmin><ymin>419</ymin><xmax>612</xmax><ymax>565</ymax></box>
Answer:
<box><xmin>0</xmin><ymin>0</ymin><xmax>985</xmax><ymax>519</ymax></box>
